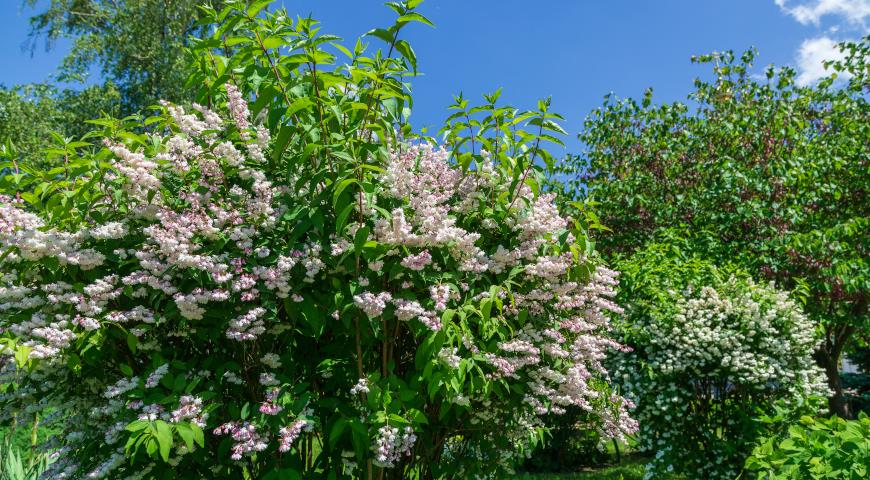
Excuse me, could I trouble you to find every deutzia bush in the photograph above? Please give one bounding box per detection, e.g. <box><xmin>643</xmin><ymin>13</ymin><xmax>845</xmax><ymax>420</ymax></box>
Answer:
<box><xmin>612</xmin><ymin>241</ymin><xmax>828</xmax><ymax>480</ymax></box>
<box><xmin>0</xmin><ymin>1</ymin><xmax>635</xmax><ymax>479</ymax></box>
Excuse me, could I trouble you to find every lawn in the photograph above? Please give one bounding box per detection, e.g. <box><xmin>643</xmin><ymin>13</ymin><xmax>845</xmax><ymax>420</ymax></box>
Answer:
<box><xmin>514</xmin><ymin>456</ymin><xmax>647</xmax><ymax>480</ymax></box>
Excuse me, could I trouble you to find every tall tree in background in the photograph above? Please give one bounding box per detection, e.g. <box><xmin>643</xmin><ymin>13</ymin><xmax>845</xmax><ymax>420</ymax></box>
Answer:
<box><xmin>568</xmin><ymin>39</ymin><xmax>869</xmax><ymax>418</ymax></box>
<box><xmin>2</xmin><ymin>1</ymin><xmax>223</xmax><ymax>166</ymax></box>
<box><xmin>25</xmin><ymin>0</ymin><xmax>224</xmax><ymax>114</ymax></box>
<box><xmin>0</xmin><ymin>83</ymin><xmax>120</xmax><ymax>167</ymax></box>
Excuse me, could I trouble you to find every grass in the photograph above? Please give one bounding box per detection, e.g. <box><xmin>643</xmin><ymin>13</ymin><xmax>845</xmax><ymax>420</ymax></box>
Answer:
<box><xmin>513</xmin><ymin>456</ymin><xmax>647</xmax><ymax>480</ymax></box>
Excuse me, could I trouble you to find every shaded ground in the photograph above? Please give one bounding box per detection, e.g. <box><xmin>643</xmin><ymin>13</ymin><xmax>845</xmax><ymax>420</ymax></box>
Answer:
<box><xmin>514</xmin><ymin>455</ymin><xmax>647</xmax><ymax>480</ymax></box>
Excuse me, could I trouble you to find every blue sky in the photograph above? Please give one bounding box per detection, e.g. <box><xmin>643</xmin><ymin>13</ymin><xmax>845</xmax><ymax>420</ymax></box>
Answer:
<box><xmin>2</xmin><ymin>0</ymin><xmax>867</xmax><ymax>151</ymax></box>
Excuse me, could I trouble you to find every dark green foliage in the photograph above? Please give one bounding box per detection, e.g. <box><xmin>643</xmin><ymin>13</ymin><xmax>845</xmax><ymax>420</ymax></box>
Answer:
<box><xmin>842</xmin><ymin>373</ymin><xmax>870</xmax><ymax>415</ymax></box>
<box><xmin>521</xmin><ymin>408</ymin><xmax>609</xmax><ymax>473</ymax></box>
<box><xmin>514</xmin><ymin>455</ymin><xmax>673</xmax><ymax>480</ymax></box>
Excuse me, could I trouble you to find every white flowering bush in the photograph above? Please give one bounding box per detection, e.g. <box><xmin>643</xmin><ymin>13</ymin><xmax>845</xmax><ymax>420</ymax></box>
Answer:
<box><xmin>611</xmin><ymin>242</ymin><xmax>828</xmax><ymax>479</ymax></box>
<box><xmin>0</xmin><ymin>2</ymin><xmax>636</xmax><ymax>479</ymax></box>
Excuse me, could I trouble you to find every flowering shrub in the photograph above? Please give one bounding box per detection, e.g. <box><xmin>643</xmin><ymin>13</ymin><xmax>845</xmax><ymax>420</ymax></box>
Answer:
<box><xmin>611</xmin><ymin>241</ymin><xmax>828</xmax><ymax>479</ymax></box>
<box><xmin>0</xmin><ymin>1</ymin><xmax>635</xmax><ymax>478</ymax></box>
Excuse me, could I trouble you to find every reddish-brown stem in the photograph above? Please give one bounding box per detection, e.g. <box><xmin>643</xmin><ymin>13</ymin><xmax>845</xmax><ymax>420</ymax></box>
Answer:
<box><xmin>506</xmin><ymin>121</ymin><xmax>544</xmax><ymax>212</ymax></box>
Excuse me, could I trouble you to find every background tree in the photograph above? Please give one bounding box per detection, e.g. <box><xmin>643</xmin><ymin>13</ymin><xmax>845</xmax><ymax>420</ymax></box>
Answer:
<box><xmin>24</xmin><ymin>0</ymin><xmax>226</xmax><ymax>114</ymax></box>
<box><xmin>2</xmin><ymin>1</ymin><xmax>222</xmax><ymax>169</ymax></box>
<box><xmin>0</xmin><ymin>83</ymin><xmax>120</xmax><ymax>167</ymax></box>
<box><xmin>566</xmin><ymin>40</ymin><xmax>870</xmax><ymax>418</ymax></box>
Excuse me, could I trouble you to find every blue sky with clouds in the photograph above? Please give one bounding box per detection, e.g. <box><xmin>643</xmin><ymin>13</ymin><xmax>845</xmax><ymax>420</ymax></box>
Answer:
<box><xmin>1</xmin><ymin>0</ymin><xmax>867</xmax><ymax>150</ymax></box>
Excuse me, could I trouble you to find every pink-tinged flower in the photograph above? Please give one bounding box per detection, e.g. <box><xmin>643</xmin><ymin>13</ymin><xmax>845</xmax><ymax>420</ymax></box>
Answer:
<box><xmin>400</xmin><ymin>250</ymin><xmax>432</xmax><ymax>271</ymax></box>
<box><xmin>350</xmin><ymin>378</ymin><xmax>369</xmax><ymax>395</ymax></box>
<box><xmin>213</xmin><ymin>421</ymin><xmax>269</xmax><ymax>460</ymax></box>
<box><xmin>392</xmin><ymin>298</ymin><xmax>428</xmax><ymax>323</ymax></box>
<box><xmin>259</xmin><ymin>388</ymin><xmax>283</xmax><ymax>415</ymax></box>
<box><xmin>225</xmin><ymin>84</ymin><xmax>251</xmax><ymax>132</ymax></box>
<box><xmin>226</xmin><ymin>307</ymin><xmax>266</xmax><ymax>340</ymax></box>
<box><xmin>278</xmin><ymin>418</ymin><xmax>311</xmax><ymax>452</ymax></box>
<box><xmin>353</xmin><ymin>291</ymin><xmax>393</xmax><ymax>318</ymax></box>
<box><xmin>429</xmin><ymin>284</ymin><xmax>453</xmax><ymax>311</ymax></box>
<box><xmin>170</xmin><ymin>396</ymin><xmax>208</xmax><ymax>427</ymax></box>
<box><xmin>371</xmin><ymin>425</ymin><xmax>416</xmax><ymax>468</ymax></box>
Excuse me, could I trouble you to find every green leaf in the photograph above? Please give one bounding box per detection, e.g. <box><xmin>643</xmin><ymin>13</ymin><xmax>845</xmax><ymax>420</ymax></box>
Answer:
<box><xmin>190</xmin><ymin>423</ymin><xmax>205</xmax><ymax>448</ymax></box>
<box><xmin>272</xmin><ymin>125</ymin><xmax>294</xmax><ymax>162</ymax></box>
<box><xmin>354</xmin><ymin>225</ymin><xmax>370</xmax><ymax>253</ymax></box>
<box><xmin>126</xmin><ymin>333</ymin><xmax>138</xmax><ymax>353</ymax></box>
<box><xmin>154</xmin><ymin>420</ymin><xmax>173</xmax><ymax>462</ymax></box>
<box><xmin>332</xmin><ymin>178</ymin><xmax>359</xmax><ymax>209</ymax></box>
<box><xmin>246</xmin><ymin>0</ymin><xmax>272</xmax><ymax>17</ymax></box>
<box><xmin>441</xmin><ymin>308</ymin><xmax>455</xmax><ymax>326</ymax></box>
<box><xmin>175</xmin><ymin>423</ymin><xmax>195</xmax><ymax>451</ymax></box>
<box><xmin>364</xmin><ymin>28</ymin><xmax>394</xmax><ymax>45</ymax></box>
<box><xmin>333</xmin><ymin>43</ymin><xmax>354</xmax><ymax>59</ymax></box>
<box><xmin>261</xmin><ymin>36</ymin><xmax>285</xmax><ymax>50</ymax></box>
<box><xmin>287</xmin><ymin>97</ymin><xmax>315</xmax><ymax>117</ymax></box>
<box><xmin>335</xmin><ymin>203</ymin><xmax>356</xmax><ymax>234</ymax></box>
<box><xmin>329</xmin><ymin>418</ymin><xmax>348</xmax><ymax>448</ymax></box>
<box><xmin>394</xmin><ymin>40</ymin><xmax>417</xmax><ymax>72</ymax></box>
<box><xmin>396</xmin><ymin>12</ymin><xmax>434</xmax><ymax>27</ymax></box>
<box><xmin>14</xmin><ymin>345</ymin><xmax>31</xmax><ymax>369</ymax></box>
<box><xmin>125</xmin><ymin>420</ymin><xmax>150</xmax><ymax>433</ymax></box>
<box><xmin>481</xmin><ymin>299</ymin><xmax>492</xmax><ymax>322</ymax></box>
<box><xmin>146</xmin><ymin>437</ymin><xmax>158</xmax><ymax>457</ymax></box>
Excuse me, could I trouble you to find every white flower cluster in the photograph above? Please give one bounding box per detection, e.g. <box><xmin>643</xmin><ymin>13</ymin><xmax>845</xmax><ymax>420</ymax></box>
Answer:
<box><xmin>349</xmin><ymin>378</ymin><xmax>370</xmax><ymax>395</ymax></box>
<box><xmin>371</xmin><ymin>425</ymin><xmax>417</xmax><ymax>468</ymax></box>
<box><xmin>647</xmin><ymin>280</ymin><xmax>827</xmax><ymax>393</ymax></box>
<box><xmin>615</xmin><ymin>274</ymin><xmax>829</xmax><ymax>479</ymax></box>
<box><xmin>145</xmin><ymin>363</ymin><xmax>169</xmax><ymax>388</ymax></box>
<box><xmin>226</xmin><ymin>307</ymin><xmax>266</xmax><ymax>341</ymax></box>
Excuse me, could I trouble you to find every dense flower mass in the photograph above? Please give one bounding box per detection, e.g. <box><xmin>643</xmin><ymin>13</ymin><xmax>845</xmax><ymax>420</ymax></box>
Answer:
<box><xmin>0</xmin><ymin>84</ymin><xmax>635</xmax><ymax>478</ymax></box>
<box><xmin>0</xmin><ymin>6</ymin><xmax>636</xmax><ymax>477</ymax></box>
<box><xmin>612</xmin><ymin>248</ymin><xmax>828</xmax><ymax>480</ymax></box>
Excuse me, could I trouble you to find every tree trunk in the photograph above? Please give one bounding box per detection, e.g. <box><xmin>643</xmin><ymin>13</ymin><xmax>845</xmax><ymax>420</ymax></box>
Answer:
<box><xmin>815</xmin><ymin>324</ymin><xmax>856</xmax><ymax>419</ymax></box>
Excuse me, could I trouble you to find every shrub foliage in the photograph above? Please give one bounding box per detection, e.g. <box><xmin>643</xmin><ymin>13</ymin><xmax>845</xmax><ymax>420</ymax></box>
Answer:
<box><xmin>746</xmin><ymin>412</ymin><xmax>870</xmax><ymax>479</ymax></box>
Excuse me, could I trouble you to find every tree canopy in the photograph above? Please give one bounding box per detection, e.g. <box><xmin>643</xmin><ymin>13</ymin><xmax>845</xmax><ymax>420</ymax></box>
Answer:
<box><xmin>25</xmin><ymin>0</ymin><xmax>223</xmax><ymax>114</ymax></box>
<box><xmin>570</xmin><ymin>40</ymin><xmax>869</xmax><ymax>417</ymax></box>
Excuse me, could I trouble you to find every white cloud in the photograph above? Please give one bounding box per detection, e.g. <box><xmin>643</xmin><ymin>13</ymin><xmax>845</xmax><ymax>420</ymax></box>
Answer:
<box><xmin>775</xmin><ymin>0</ymin><xmax>870</xmax><ymax>26</ymax></box>
<box><xmin>794</xmin><ymin>36</ymin><xmax>849</xmax><ymax>85</ymax></box>
<box><xmin>774</xmin><ymin>1</ymin><xmax>866</xmax><ymax>85</ymax></box>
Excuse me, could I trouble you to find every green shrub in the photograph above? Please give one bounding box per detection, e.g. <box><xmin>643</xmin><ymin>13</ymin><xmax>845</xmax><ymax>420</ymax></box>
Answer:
<box><xmin>745</xmin><ymin>413</ymin><xmax>870</xmax><ymax>479</ymax></box>
<box><xmin>611</xmin><ymin>240</ymin><xmax>828</xmax><ymax>479</ymax></box>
